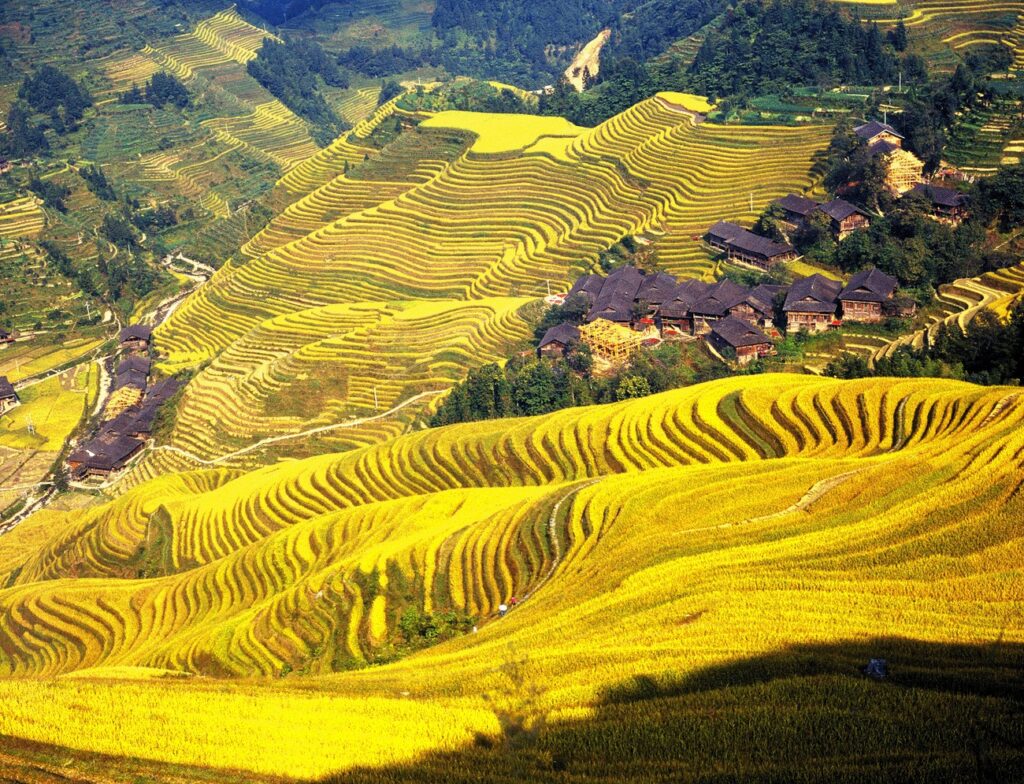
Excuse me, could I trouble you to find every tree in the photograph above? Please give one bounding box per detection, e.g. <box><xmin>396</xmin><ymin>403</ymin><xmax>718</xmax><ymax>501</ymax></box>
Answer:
<box><xmin>615</xmin><ymin>374</ymin><xmax>652</xmax><ymax>400</ymax></box>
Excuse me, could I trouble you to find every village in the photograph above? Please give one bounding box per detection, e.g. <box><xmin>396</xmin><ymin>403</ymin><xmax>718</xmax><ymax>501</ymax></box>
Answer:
<box><xmin>538</xmin><ymin>119</ymin><xmax>963</xmax><ymax>370</ymax></box>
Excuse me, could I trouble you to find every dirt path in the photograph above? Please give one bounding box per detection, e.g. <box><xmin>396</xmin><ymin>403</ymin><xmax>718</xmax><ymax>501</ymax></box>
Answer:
<box><xmin>564</xmin><ymin>29</ymin><xmax>611</xmax><ymax>91</ymax></box>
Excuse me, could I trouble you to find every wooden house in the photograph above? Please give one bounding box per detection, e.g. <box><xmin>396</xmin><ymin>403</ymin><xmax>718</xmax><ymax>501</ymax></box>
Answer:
<box><xmin>537</xmin><ymin>323</ymin><xmax>581</xmax><ymax>358</ymax></box>
<box><xmin>706</xmin><ymin>221</ymin><xmax>796</xmax><ymax>270</ymax></box>
<box><xmin>910</xmin><ymin>183</ymin><xmax>969</xmax><ymax>225</ymax></box>
<box><xmin>690</xmin><ymin>280</ymin><xmax>751</xmax><ymax>335</ymax></box>
<box><xmin>119</xmin><ymin>324</ymin><xmax>153</xmax><ymax>352</ymax></box>
<box><xmin>586</xmin><ymin>266</ymin><xmax>644</xmax><ymax>324</ymax></box>
<box><xmin>744</xmin><ymin>284</ymin><xmax>787</xmax><ymax>330</ymax></box>
<box><xmin>818</xmin><ymin>199</ymin><xmax>870</xmax><ymax>241</ymax></box>
<box><xmin>855</xmin><ymin>120</ymin><xmax>904</xmax><ymax>148</ymax></box>
<box><xmin>67</xmin><ymin>434</ymin><xmax>145</xmax><ymax>479</ymax></box>
<box><xmin>708</xmin><ymin>317</ymin><xmax>774</xmax><ymax>365</ymax></box>
<box><xmin>838</xmin><ymin>268</ymin><xmax>898</xmax><ymax>323</ymax></box>
<box><xmin>775</xmin><ymin>194</ymin><xmax>820</xmax><ymax>229</ymax></box>
<box><xmin>784</xmin><ymin>275</ymin><xmax>842</xmax><ymax>333</ymax></box>
<box><xmin>580</xmin><ymin>319</ymin><xmax>645</xmax><ymax>364</ymax></box>
<box><xmin>0</xmin><ymin>376</ymin><xmax>19</xmax><ymax>414</ymax></box>
<box><xmin>658</xmin><ymin>279</ymin><xmax>710</xmax><ymax>332</ymax></box>
<box><xmin>0</xmin><ymin>329</ymin><xmax>15</xmax><ymax>348</ymax></box>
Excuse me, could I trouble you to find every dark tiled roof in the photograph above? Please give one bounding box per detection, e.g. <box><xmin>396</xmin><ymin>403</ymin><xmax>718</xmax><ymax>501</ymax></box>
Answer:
<box><xmin>0</xmin><ymin>376</ymin><xmax>16</xmax><ymax>399</ymax></box>
<box><xmin>588</xmin><ymin>266</ymin><xmax>644</xmax><ymax>322</ymax></box>
<box><xmin>659</xmin><ymin>279</ymin><xmax>711</xmax><ymax>318</ymax></box>
<box><xmin>114</xmin><ymin>369</ymin><xmax>149</xmax><ymax>390</ymax></box>
<box><xmin>115</xmin><ymin>356</ymin><xmax>152</xmax><ymax>376</ymax></box>
<box><xmin>567</xmin><ymin>274</ymin><xmax>604</xmax><ymax>303</ymax></box>
<box><xmin>69</xmin><ymin>434</ymin><xmax>144</xmax><ymax>472</ymax></box>
<box><xmin>636</xmin><ymin>271</ymin><xmax>679</xmax><ymax>305</ymax></box>
<box><xmin>726</xmin><ymin>229</ymin><xmax>794</xmax><ymax>260</ymax></box>
<box><xmin>691</xmin><ymin>280</ymin><xmax>751</xmax><ymax>317</ymax></box>
<box><xmin>746</xmin><ymin>284</ymin><xmax>787</xmax><ymax>316</ymax></box>
<box><xmin>707</xmin><ymin>221</ymin><xmax>747</xmax><ymax>243</ymax></box>
<box><xmin>775</xmin><ymin>194</ymin><xmax>820</xmax><ymax>217</ymax></box>
<box><xmin>119</xmin><ymin>324</ymin><xmax>153</xmax><ymax>342</ymax></box>
<box><xmin>910</xmin><ymin>183</ymin><xmax>966</xmax><ymax>209</ymax></box>
<box><xmin>869</xmin><ymin>139</ymin><xmax>901</xmax><ymax>156</ymax></box>
<box><xmin>819</xmin><ymin>199</ymin><xmax>863</xmax><ymax>222</ymax></box>
<box><xmin>855</xmin><ymin>120</ymin><xmax>903</xmax><ymax>141</ymax></box>
<box><xmin>145</xmin><ymin>377</ymin><xmax>182</xmax><ymax>404</ymax></box>
<box><xmin>784</xmin><ymin>274</ymin><xmax>843</xmax><ymax>313</ymax></box>
<box><xmin>538</xmin><ymin>323</ymin><xmax>580</xmax><ymax>349</ymax></box>
<box><xmin>839</xmin><ymin>268</ymin><xmax>898</xmax><ymax>303</ymax></box>
<box><xmin>711</xmin><ymin>316</ymin><xmax>772</xmax><ymax>348</ymax></box>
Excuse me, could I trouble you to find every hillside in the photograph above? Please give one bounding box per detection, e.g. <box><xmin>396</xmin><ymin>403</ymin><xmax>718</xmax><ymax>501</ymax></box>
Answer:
<box><xmin>0</xmin><ymin>374</ymin><xmax>1020</xmax><ymax>780</ymax></box>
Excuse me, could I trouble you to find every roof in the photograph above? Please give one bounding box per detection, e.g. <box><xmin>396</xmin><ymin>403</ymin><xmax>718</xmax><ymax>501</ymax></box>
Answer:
<box><xmin>746</xmin><ymin>284</ymin><xmax>787</xmax><ymax>315</ymax></box>
<box><xmin>839</xmin><ymin>268</ymin><xmax>898</xmax><ymax>303</ymax></box>
<box><xmin>588</xmin><ymin>266</ymin><xmax>644</xmax><ymax>322</ymax></box>
<box><xmin>691</xmin><ymin>280</ymin><xmax>750</xmax><ymax>317</ymax></box>
<box><xmin>69</xmin><ymin>434</ymin><xmax>144</xmax><ymax>471</ymax></box>
<box><xmin>636</xmin><ymin>271</ymin><xmax>679</xmax><ymax>305</ymax></box>
<box><xmin>144</xmin><ymin>377</ymin><xmax>182</xmax><ymax>405</ymax></box>
<box><xmin>910</xmin><ymin>183</ymin><xmax>966</xmax><ymax>209</ymax></box>
<box><xmin>710</xmin><ymin>316</ymin><xmax>772</xmax><ymax>348</ymax></box>
<box><xmin>0</xmin><ymin>376</ymin><xmax>16</xmax><ymax>399</ymax></box>
<box><xmin>114</xmin><ymin>369</ymin><xmax>148</xmax><ymax>390</ymax></box>
<box><xmin>775</xmin><ymin>194</ymin><xmax>819</xmax><ymax>217</ymax></box>
<box><xmin>567</xmin><ymin>274</ymin><xmax>604</xmax><ymax>303</ymax></box>
<box><xmin>819</xmin><ymin>199</ymin><xmax>864</xmax><ymax>223</ymax></box>
<box><xmin>707</xmin><ymin>221</ymin><xmax>747</xmax><ymax>242</ymax></box>
<box><xmin>784</xmin><ymin>274</ymin><xmax>843</xmax><ymax>313</ymax></box>
<box><xmin>855</xmin><ymin>120</ymin><xmax>903</xmax><ymax>142</ymax></box>
<box><xmin>538</xmin><ymin>323</ymin><xmax>580</xmax><ymax>349</ymax></box>
<box><xmin>115</xmin><ymin>356</ymin><xmax>152</xmax><ymax>376</ymax></box>
<box><xmin>659</xmin><ymin>279</ymin><xmax>711</xmax><ymax>318</ymax></box>
<box><xmin>724</xmin><ymin>229</ymin><xmax>795</xmax><ymax>261</ymax></box>
<box><xmin>119</xmin><ymin>324</ymin><xmax>153</xmax><ymax>342</ymax></box>
<box><xmin>869</xmin><ymin>139</ymin><xmax>901</xmax><ymax>157</ymax></box>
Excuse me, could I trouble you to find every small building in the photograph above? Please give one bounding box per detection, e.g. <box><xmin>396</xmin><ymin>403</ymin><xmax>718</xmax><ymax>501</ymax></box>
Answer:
<box><xmin>658</xmin><ymin>279</ymin><xmax>710</xmax><ymax>332</ymax></box>
<box><xmin>775</xmin><ymin>194</ymin><xmax>820</xmax><ymax>228</ymax></box>
<box><xmin>855</xmin><ymin>120</ymin><xmax>905</xmax><ymax>148</ymax></box>
<box><xmin>724</xmin><ymin>230</ymin><xmax>797</xmax><ymax>270</ymax></box>
<box><xmin>0</xmin><ymin>376</ymin><xmax>19</xmax><ymax>413</ymax></box>
<box><xmin>537</xmin><ymin>323</ymin><xmax>580</xmax><ymax>359</ymax></box>
<box><xmin>67</xmin><ymin>434</ymin><xmax>145</xmax><ymax>479</ymax></box>
<box><xmin>706</xmin><ymin>221</ymin><xmax>747</xmax><ymax>251</ymax></box>
<box><xmin>910</xmin><ymin>183</ymin><xmax>969</xmax><ymax>225</ymax></box>
<box><xmin>114</xmin><ymin>355</ymin><xmax>152</xmax><ymax>390</ymax></box>
<box><xmin>818</xmin><ymin>199</ymin><xmax>870</xmax><ymax>241</ymax></box>
<box><xmin>119</xmin><ymin>324</ymin><xmax>153</xmax><ymax>352</ymax></box>
<box><xmin>784</xmin><ymin>274</ymin><xmax>843</xmax><ymax>333</ymax></box>
<box><xmin>566</xmin><ymin>274</ymin><xmax>605</xmax><ymax>306</ymax></box>
<box><xmin>635</xmin><ymin>271</ymin><xmax>679</xmax><ymax>313</ymax></box>
<box><xmin>0</xmin><ymin>329</ymin><xmax>14</xmax><ymax>347</ymax></box>
<box><xmin>708</xmin><ymin>316</ymin><xmax>774</xmax><ymax>365</ymax></box>
<box><xmin>838</xmin><ymin>268</ymin><xmax>899</xmax><ymax>323</ymax></box>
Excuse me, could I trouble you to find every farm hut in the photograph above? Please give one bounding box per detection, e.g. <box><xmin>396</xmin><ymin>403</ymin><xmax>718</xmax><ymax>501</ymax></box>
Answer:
<box><xmin>0</xmin><ymin>376</ymin><xmax>19</xmax><ymax>413</ymax></box>
<box><xmin>818</xmin><ymin>199</ymin><xmax>870</xmax><ymax>241</ymax></box>
<box><xmin>784</xmin><ymin>274</ymin><xmax>842</xmax><ymax>333</ymax></box>
<box><xmin>538</xmin><ymin>323</ymin><xmax>581</xmax><ymax>358</ymax></box>
<box><xmin>0</xmin><ymin>329</ymin><xmax>14</xmax><ymax>347</ymax></box>
<box><xmin>119</xmin><ymin>324</ymin><xmax>153</xmax><ymax>352</ymax></box>
<box><xmin>910</xmin><ymin>183</ymin><xmax>969</xmax><ymax>225</ymax></box>
<box><xmin>775</xmin><ymin>194</ymin><xmax>820</xmax><ymax>228</ymax></box>
<box><xmin>838</xmin><ymin>268</ymin><xmax>899</xmax><ymax>323</ymax></box>
<box><xmin>708</xmin><ymin>316</ymin><xmax>774</xmax><ymax>365</ymax></box>
<box><xmin>67</xmin><ymin>434</ymin><xmax>145</xmax><ymax>479</ymax></box>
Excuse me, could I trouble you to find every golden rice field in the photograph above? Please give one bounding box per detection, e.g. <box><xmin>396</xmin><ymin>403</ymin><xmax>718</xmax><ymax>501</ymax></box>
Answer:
<box><xmin>0</xmin><ymin>374</ymin><xmax>1020</xmax><ymax>781</ymax></box>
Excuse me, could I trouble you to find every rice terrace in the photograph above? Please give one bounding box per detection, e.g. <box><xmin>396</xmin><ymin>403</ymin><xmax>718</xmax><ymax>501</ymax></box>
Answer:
<box><xmin>0</xmin><ymin>0</ymin><xmax>1022</xmax><ymax>782</ymax></box>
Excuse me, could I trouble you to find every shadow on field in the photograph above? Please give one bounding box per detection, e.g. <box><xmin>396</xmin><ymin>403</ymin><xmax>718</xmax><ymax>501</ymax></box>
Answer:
<box><xmin>317</xmin><ymin>637</ymin><xmax>1024</xmax><ymax>784</ymax></box>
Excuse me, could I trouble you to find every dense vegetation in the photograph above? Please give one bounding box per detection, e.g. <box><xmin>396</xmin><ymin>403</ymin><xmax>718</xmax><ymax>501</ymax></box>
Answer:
<box><xmin>686</xmin><ymin>0</ymin><xmax>902</xmax><ymax>98</ymax></box>
<box><xmin>247</xmin><ymin>37</ymin><xmax>351</xmax><ymax>145</ymax></box>
<box><xmin>79</xmin><ymin>165</ymin><xmax>117</xmax><ymax>201</ymax></box>
<box><xmin>119</xmin><ymin>71</ymin><xmax>191</xmax><ymax>108</ymax></box>
<box><xmin>397</xmin><ymin>81</ymin><xmax>536</xmax><ymax>114</ymax></box>
<box><xmin>827</xmin><ymin>299</ymin><xmax>1024</xmax><ymax>385</ymax></box>
<box><xmin>2</xmin><ymin>66</ymin><xmax>92</xmax><ymax>157</ymax></box>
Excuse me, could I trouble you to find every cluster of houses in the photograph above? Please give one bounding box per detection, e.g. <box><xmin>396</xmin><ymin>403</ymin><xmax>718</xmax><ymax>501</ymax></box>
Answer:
<box><xmin>539</xmin><ymin>264</ymin><xmax>905</xmax><ymax>366</ymax></box>
<box><xmin>67</xmin><ymin>323</ymin><xmax>180</xmax><ymax>480</ymax></box>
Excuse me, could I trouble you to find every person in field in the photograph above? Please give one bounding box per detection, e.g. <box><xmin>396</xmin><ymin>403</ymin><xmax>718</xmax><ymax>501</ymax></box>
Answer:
<box><xmin>498</xmin><ymin>603</ymin><xmax>508</xmax><ymax>617</ymax></box>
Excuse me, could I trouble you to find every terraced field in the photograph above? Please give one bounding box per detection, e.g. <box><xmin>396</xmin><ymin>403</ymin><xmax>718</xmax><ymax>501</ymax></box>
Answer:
<box><xmin>0</xmin><ymin>374</ymin><xmax>1020</xmax><ymax>780</ymax></box>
